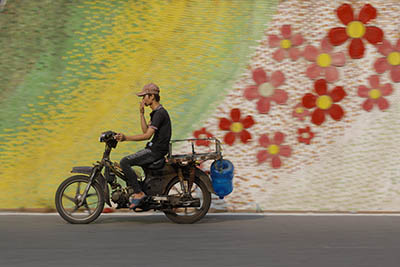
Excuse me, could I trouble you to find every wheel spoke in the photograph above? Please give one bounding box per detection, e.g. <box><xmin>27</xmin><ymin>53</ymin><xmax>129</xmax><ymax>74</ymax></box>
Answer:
<box><xmin>70</xmin><ymin>205</ymin><xmax>79</xmax><ymax>214</ymax></box>
<box><xmin>63</xmin><ymin>194</ymin><xmax>75</xmax><ymax>203</ymax></box>
<box><xmin>86</xmin><ymin>193</ymin><xmax>97</xmax><ymax>198</ymax></box>
<box><xmin>84</xmin><ymin>204</ymin><xmax>93</xmax><ymax>215</ymax></box>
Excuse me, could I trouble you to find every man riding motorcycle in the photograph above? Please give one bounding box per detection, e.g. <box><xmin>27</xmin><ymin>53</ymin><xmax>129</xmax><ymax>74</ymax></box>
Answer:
<box><xmin>115</xmin><ymin>83</ymin><xmax>172</xmax><ymax>209</ymax></box>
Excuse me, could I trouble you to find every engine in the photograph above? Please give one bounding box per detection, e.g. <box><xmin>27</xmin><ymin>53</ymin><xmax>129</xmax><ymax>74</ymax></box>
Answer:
<box><xmin>111</xmin><ymin>188</ymin><xmax>129</xmax><ymax>209</ymax></box>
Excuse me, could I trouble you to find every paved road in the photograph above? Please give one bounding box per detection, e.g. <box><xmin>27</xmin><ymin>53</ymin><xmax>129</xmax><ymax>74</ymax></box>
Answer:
<box><xmin>0</xmin><ymin>213</ymin><xmax>399</xmax><ymax>267</ymax></box>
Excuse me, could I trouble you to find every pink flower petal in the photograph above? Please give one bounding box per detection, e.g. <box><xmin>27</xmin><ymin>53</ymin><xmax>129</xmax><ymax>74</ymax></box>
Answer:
<box><xmin>271</xmin><ymin>89</ymin><xmax>288</xmax><ymax>104</ymax></box>
<box><xmin>377</xmin><ymin>39</ymin><xmax>393</xmax><ymax>56</ymax></box>
<box><xmin>270</xmin><ymin>70</ymin><xmax>285</xmax><ymax>88</ymax></box>
<box><xmin>273</xmin><ymin>132</ymin><xmax>285</xmax><ymax>145</ymax></box>
<box><xmin>257</xmin><ymin>97</ymin><xmax>271</xmax><ymax>114</ymax></box>
<box><xmin>325</xmin><ymin>66</ymin><xmax>339</xmax><ymax>83</ymax></box>
<box><xmin>244</xmin><ymin>85</ymin><xmax>260</xmax><ymax>100</ymax></box>
<box><xmin>291</xmin><ymin>33</ymin><xmax>304</xmax><ymax>46</ymax></box>
<box><xmin>358</xmin><ymin>85</ymin><xmax>370</xmax><ymax>97</ymax></box>
<box><xmin>281</xmin><ymin>25</ymin><xmax>291</xmax><ymax>39</ymax></box>
<box><xmin>268</xmin><ymin>34</ymin><xmax>281</xmax><ymax>47</ymax></box>
<box><xmin>362</xmin><ymin>99</ymin><xmax>374</xmax><ymax>112</ymax></box>
<box><xmin>380</xmin><ymin>83</ymin><xmax>393</xmax><ymax>96</ymax></box>
<box><xmin>253</xmin><ymin>68</ymin><xmax>268</xmax><ymax>85</ymax></box>
<box><xmin>306</xmin><ymin>63</ymin><xmax>322</xmax><ymax>79</ymax></box>
<box><xmin>288</xmin><ymin>47</ymin><xmax>302</xmax><ymax>61</ymax></box>
<box><xmin>279</xmin><ymin>145</ymin><xmax>291</xmax><ymax>157</ymax></box>
<box><xmin>271</xmin><ymin>156</ymin><xmax>282</xmax><ymax>169</ymax></box>
<box><xmin>368</xmin><ymin>75</ymin><xmax>380</xmax><ymax>88</ymax></box>
<box><xmin>377</xmin><ymin>97</ymin><xmax>390</xmax><ymax>110</ymax></box>
<box><xmin>259</xmin><ymin>134</ymin><xmax>270</xmax><ymax>148</ymax></box>
<box><xmin>374</xmin><ymin>57</ymin><xmax>390</xmax><ymax>74</ymax></box>
<box><xmin>391</xmin><ymin>66</ymin><xmax>400</xmax><ymax>83</ymax></box>
<box><xmin>321</xmin><ymin>38</ymin><xmax>333</xmax><ymax>53</ymax></box>
<box><xmin>272</xmin><ymin>49</ymin><xmax>286</xmax><ymax>62</ymax></box>
<box><xmin>331</xmin><ymin>52</ymin><xmax>346</xmax><ymax>66</ymax></box>
<box><xmin>257</xmin><ymin>150</ymin><xmax>270</xmax><ymax>164</ymax></box>
<box><xmin>304</xmin><ymin>45</ymin><xmax>319</xmax><ymax>61</ymax></box>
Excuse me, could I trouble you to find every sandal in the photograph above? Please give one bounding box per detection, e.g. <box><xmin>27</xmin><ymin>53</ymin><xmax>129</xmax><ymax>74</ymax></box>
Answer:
<box><xmin>129</xmin><ymin>194</ymin><xmax>147</xmax><ymax>210</ymax></box>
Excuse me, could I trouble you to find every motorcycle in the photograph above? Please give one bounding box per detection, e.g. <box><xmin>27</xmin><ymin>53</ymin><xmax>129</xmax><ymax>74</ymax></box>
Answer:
<box><xmin>55</xmin><ymin>131</ymin><xmax>232</xmax><ymax>224</ymax></box>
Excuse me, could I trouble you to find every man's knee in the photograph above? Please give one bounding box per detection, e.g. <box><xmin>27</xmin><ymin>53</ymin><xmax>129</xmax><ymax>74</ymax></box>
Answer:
<box><xmin>120</xmin><ymin>156</ymin><xmax>132</xmax><ymax>169</ymax></box>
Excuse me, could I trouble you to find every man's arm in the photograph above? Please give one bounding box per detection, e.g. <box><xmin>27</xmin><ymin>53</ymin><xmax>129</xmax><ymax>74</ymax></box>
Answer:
<box><xmin>139</xmin><ymin>100</ymin><xmax>148</xmax><ymax>133</ymax></box>
<box><xmin>140</xmin><ymin>113</ymin><xmax>148</xmax><ymax>134</ymax></box>
<box><xmin>117</xmin><ymin>127</ymin><xmax>155</xmax><ymax>142</ymax></box>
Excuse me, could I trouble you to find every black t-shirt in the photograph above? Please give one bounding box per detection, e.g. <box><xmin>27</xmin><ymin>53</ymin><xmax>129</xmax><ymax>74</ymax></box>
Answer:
<box><xmin>147</xmin><ymin>105</ymin><xmax>171</xmax><ymax>157</ymax></box>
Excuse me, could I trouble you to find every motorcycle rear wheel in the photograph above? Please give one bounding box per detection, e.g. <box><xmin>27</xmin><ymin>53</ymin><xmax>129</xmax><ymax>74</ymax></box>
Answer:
<box><xmin>163</xmin><ymin>177</ymin><xmax>211</xmax><ymax>224</ymax></box>
<box><xmin>55</xmin><ymin>175</ymin><xmax>105</xmax><ymax>224</ymax></box>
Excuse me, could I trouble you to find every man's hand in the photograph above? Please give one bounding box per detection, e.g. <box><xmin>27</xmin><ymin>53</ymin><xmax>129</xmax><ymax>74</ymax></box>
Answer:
<box><xmin>140</xmin><ymin>100</ymin><xmax>145</xmax><ymax>114</ymax></box>
<box><xmin>115</xmin><ymin>133</ymin><xmax>126</xmax><ymax>142</ymax></box>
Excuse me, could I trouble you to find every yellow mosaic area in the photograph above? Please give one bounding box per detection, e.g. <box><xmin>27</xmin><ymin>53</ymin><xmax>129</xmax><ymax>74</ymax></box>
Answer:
<box><xmin>0</xmin><ymin>1</ymin><xmax>276</xmax><ymax>209</ymax></box>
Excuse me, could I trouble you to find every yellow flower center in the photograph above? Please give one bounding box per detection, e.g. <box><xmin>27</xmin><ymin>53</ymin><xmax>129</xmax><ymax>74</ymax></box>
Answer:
<box><xmin>387</xmin><ymin>51</ymin><xmax>400</xmax><ymax>66</ymax></box>
<box><xmin>346</xmin><ymin>21</ymin><xmax>366</xmax><ymax>38</ymax></box>
<box><xmin>230</xmin><ymin>122</ymin><xmax>243</xmax><ymax>133</ymax></box>
<box><xmin>280</xmin><ymin>39</ymin><xmax>292</xmax><ymax>49</ymax></box>
<box><xmin>295</xmin><ymin>107</ymin><xmax>304</xmax><ymax>114</ymax></box>
<box><xmin>317</xmin><ymin>53</ymin><xmax>332</xmax><ymax>67</ymax></box>
<box><xmin>268</xmin><ymin>144</ymin><xmax>280</xmax><ymax>155</ymax></box>
<box><xmin>316</xmin><ymin>95</ymin><xmax>333</xmax><ymax>110</ymax></box>
<box><xmin>258</xmin><ymin>82</ymin><xmax>275</xmax><ymax>97</ymax></box>
<box><xmin>369</xmin><ymin>89</ymin><xmax>381</xmax><ymax>99</ymax></box>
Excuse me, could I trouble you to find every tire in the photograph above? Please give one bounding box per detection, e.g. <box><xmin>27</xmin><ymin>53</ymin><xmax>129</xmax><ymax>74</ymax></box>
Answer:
<box><xmin>55</xmin><ymin>175</ymin><xmax>105</xmax><ymax>224</ymax></box>
<box><xmin>163</xmin><ymin>177</ymin><xmax>211</xmax><ymax>224</ymax></box>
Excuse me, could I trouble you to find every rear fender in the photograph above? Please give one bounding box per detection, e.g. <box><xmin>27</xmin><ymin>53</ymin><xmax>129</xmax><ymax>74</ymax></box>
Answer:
<box><xmin>195</xmin><ymin>168</ymin><xmax>215</xmax><ymax>194</ymax></box>
<box><xmin>71</xmin><ymin>166</ymin><xmax>112</xmax><ymax>207</ymax></box>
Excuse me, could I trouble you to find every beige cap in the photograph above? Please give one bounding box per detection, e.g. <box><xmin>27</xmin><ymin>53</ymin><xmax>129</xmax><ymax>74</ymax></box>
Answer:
<box><xmin>136</xmin><ymin>83</ymin><xmax>160</xmax><ymax>96</ymax></box>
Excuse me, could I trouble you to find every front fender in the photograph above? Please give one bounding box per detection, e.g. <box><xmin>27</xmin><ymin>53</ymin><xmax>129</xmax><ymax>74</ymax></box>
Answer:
<box><xmin>71</xmin><ymin>166</ymin><xmax>112</xmax><ymax>207</ymax></box>
<box><xmin>71</xmin><ymin>166</ymin><xmax>93</xmax><ymax>175</ymax></box>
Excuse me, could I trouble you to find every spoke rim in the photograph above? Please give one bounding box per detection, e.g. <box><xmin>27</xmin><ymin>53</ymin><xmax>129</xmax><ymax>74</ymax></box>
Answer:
<box><xmin>168</xmin><ymin>181</ymin><xmax>204</xmax><ymax>217</ymax></box>
<box><xmin>60</xmin><ymin>180</ymin><xmax>101</xmax><ymax>220</ymax></box>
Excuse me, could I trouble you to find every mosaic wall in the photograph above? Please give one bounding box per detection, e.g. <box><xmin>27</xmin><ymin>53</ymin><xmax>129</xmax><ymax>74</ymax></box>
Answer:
<box><xmin>0</xmin><ymin>0</ymin><xmax>399</xmax><ymax>212</ymax></box>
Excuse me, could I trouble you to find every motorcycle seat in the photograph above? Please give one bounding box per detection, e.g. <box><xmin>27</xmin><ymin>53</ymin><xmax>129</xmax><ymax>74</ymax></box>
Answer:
<box><xmin>145</xmin><ymin>157</ymin><xmax>166</xmax><ymax>170</ymax></box>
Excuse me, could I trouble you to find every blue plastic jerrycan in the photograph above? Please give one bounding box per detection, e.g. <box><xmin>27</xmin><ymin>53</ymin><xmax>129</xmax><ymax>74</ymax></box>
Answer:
<box><xmin>210</xmin><ymin>159</ymin><xmax>234</xmax><ymax>199</ymax></box>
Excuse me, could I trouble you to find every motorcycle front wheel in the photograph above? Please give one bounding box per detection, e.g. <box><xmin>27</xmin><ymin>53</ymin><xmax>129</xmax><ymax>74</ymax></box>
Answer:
<box><xmin>163</xmin><ymin>177</ymin><xmax>211</xmax><ymax>224</ymax></box>
<box><xmin>55</xmin><ymin>175</ymin><xmax>105</xmax><ymax>224</ymax></box>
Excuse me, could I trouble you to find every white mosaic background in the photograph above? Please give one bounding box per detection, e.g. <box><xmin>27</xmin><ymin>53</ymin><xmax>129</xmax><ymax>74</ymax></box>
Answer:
<box><xmin>186</xmin><ymin>0</ymin><xmax>400</xmax><ymax>212</ymax></box>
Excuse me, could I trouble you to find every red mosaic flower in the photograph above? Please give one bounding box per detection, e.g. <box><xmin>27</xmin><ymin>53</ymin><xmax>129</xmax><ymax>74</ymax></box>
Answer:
<box><xmin>243</xmin><ymin>68</ymin><xmax>288</xmax><ymax>114</ymax></box>
<box><xmin>268</xmin><ymin>24</ymin><xmax>304</xmax><ymax>62</ymax></box>
<box><xmin>219</xmin><ymin>108</ymin><xmax>255</xmax><ymax>146</ymax></box>
<box><xmin>374</xmin><ymin>39</ymin><xmax>400</xmax><ymax>83</ymax></box>
<box><xmin>193</xmin><ymin>127</ymin><xmax>214</xmax><ymax>147</ymax></box>
<box><xmin>297</xmin><ymin>126</ymin><xmax>315</xmax><ymax>145</ymax></box>
<box><xmin>328</xmin><ymin>3</ymin><xmax>383</xmax><ymax>59</ymax></box>
<box><xmin>292</xmin><ymin>103</ymin><xmax>310</xmax><ymax>121</ymax></box>
<box><xmin>302</xmin><ymin>79</ymin><xmax>346</xmax><ymax>126</ymax></box>
<box><xmin>304</xmin><ymin>38</ymin><xmax>346</xmax><ymax>83</ymax></box>
<box><xmin>257</xmin><ymin>132</ymin><xmax>291</xmax><ymax>169</ymax></box>
<box><xmin>358</xmin><ymin>75</ymin><xmax>393</xmax><ymax>111</ymax></box>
